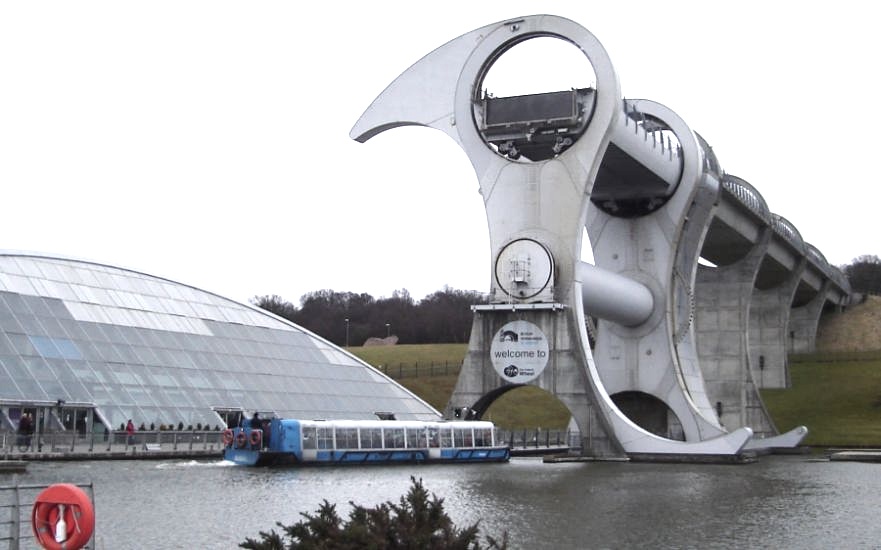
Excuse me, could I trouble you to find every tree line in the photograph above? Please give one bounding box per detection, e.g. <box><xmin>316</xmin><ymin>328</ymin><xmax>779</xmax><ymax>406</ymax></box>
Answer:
<box><xmin>250</xmin><ymin>256</ymin><xmax>878</xmax><ymax>346</ymax></box>
<box><xmin>251</xmin><ymin>287</ymin><xmax>487</xmax><ymax>346</ymax></box>
<box><xmin>842</xmin><ymin>255</ymin><xmax>881</xmax><ymax>295</ymax></box>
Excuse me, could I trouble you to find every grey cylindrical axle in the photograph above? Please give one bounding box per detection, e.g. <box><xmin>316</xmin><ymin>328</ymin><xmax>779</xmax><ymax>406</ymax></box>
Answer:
<box><xmin>578</xmin><ymin>261</ymin><xmax>654</xmax><ymax>327</ymax></box>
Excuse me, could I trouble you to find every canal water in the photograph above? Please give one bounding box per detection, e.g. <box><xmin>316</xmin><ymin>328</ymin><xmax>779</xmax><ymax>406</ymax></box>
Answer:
<box><xmin>11</xmin><ymin>455</ymin><xmax>881</xmax><ymax>549</ymax></box>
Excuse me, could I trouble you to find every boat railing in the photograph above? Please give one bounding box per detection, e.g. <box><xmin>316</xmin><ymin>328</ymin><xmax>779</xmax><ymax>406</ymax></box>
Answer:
<box><xmin>0</xmin><ymin>477</ymin><xmax>95</xmax><ymax>550</ymax></box>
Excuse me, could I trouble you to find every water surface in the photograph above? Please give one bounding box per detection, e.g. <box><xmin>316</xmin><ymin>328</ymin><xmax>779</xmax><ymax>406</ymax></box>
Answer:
<box><xmin>14</xmin><ymin>455</ymin><xmax>880</xmax><ymax>549</ymax></box>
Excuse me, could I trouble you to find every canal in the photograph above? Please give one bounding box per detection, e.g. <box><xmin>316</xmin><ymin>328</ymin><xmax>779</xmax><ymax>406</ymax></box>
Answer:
<box><xmin>8</xmin><ymin>454</ymin><xmax>881</xmax><ymax>549</ymax></box>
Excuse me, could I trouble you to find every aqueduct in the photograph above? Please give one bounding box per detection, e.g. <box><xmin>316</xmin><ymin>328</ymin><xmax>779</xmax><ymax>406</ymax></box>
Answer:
<box><xmin>351</xmin><ymin>15</ymin><xmax>851</xmax><ymax>457</ymax></box>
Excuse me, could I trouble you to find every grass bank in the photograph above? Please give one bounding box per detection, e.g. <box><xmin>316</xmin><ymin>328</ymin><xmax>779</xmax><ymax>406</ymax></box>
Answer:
<box><xmin>348</xmin><ymin>344</ymin><xmax>570</xmax><ymax>430</ymax></box>
<box><xmin>350</xmin><ymin>345</ymin><xmax>881</xmax><ymax>446</ymax></box>
<box><xmin>762</xmin><ymin>352</ymin><xmax>881</xmax><ymax>447</ymax></box>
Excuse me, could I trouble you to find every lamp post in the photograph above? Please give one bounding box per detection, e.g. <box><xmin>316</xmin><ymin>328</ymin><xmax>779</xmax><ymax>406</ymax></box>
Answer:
<box><xmin>345</xmin><ymin>318</ymin><xmax>350</xmax><ymax>348</ymax></box>
<box><xmin>386</xmin><ymin>323</ymin><xmax>391</xmax><ymax>338</ymax></box>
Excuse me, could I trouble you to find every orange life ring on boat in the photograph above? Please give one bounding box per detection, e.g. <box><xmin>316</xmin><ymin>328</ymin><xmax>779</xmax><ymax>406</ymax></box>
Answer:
<box><xmin>31</xmin><ymin>483</ymin><xmax>95</xmax><ymax>550</ymax></box>
<box><xmin>250</xmin><ymin>429</ymin><xmax>262</xmax><ymax>448</ymax></box>
<box><xmin>222</xmin><ymin>429</ymin><xmax>234</xmax><ymax>447</ymax></box>
<box><xmin>235</xmin><ymin>431</ymin><xmax>247</xmax><ymax>449</ymax></box>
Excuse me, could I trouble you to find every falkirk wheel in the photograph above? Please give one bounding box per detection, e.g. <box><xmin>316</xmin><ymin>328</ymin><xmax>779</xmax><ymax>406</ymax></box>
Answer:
<box><xmin>351</xmin><ymin>15</ymin><xmax>852</xmax><ymax>458</ymax></box>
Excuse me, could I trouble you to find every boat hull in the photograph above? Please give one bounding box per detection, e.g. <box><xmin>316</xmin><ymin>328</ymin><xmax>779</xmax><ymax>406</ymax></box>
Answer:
<box><xmin>223</xmin><ymin>446</ymin><xmax>510</xmax><ymax>467</ymax></box>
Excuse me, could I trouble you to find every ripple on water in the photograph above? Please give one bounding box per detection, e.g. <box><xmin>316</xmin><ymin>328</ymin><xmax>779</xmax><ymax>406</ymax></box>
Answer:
<box><xmin>15</xmin><ymin>456</ymin><xmax>881</xmax><ymax>549</ymax></box>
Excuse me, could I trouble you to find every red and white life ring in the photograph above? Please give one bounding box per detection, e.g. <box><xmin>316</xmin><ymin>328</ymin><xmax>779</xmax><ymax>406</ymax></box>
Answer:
<box><xmin>250</xmin><ymin>429</ymin><xmax>262</xmax><ymax>448</ymax></box>
<box><xmin>235</xmin><ymin>431</ymin><xmax>247</xmax><ymax>449</ymax></box>
<box><xmin>32</xmin><ymin>483</ymin><xmax>95</xmax><ymax>550</ymax></box>
<box><xmin>221</xmin><ymin>429</ymin><xmax>234</xmax><ymax>447</ymax></box>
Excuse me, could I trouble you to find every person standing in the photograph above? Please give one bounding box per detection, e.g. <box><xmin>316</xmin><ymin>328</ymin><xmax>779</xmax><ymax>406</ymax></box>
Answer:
<box><xmin>17</xmin><ymin>413</ymin><xmax>32</xmax><ymax>448</ymax></box>
<box><xmin>126</xmin><ymin>419</ymin><xmax>135</xmax><ymax>445</ymax></box>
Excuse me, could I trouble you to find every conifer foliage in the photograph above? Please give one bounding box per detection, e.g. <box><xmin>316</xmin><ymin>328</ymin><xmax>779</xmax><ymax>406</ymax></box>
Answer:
<box><xmin>239</xmin><ymin>477</ymin><xmax>507</xmax><ymax>550</ymax></box>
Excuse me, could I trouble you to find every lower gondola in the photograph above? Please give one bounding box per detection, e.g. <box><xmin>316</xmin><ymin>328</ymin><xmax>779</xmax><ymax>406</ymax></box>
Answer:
<box><xmin>222</xmin><ymin>418</ymin><xmax>510</xmax><ymax>466</ymax></box>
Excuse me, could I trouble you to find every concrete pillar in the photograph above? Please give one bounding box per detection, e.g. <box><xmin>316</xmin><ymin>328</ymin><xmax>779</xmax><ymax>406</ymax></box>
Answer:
<box><xmin>749</xmin><ymin>259</ymin><xmax>805</xmax><ymax>389</ymax></box>
<box><xmin>695</xmin><ymin>228</ymin><xmax>777</xmax><ymax>436</ymax></box>
<box><xmin>789</xmin><ymin>281</ymin><xmax>830</xmax><ymax>354</ymax></box>
<box><xmin>447</xmin><ymin>307</ymin><xmax>621</xmax><ymax>456</ymax></box>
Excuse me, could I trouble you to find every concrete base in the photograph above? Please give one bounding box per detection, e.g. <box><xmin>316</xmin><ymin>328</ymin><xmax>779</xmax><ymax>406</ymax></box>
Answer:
<box><xmin>829</xmin><ymin>450</ymin><xmax>881</xmax><ymax>463</ymax></box>
<box><xmin>543</xmin><ymin>454</ymin><xmax>630</xmax><ymax>463</ymax></box>
<box><xmin>743</xmin><ymin>425</ymin><xmax>808</xmax><ymax>451</ymax></box>
<box><xmin>627</xmin><ymin>452</ymin><xmax>758</xmax><ymax>464</ymax></box>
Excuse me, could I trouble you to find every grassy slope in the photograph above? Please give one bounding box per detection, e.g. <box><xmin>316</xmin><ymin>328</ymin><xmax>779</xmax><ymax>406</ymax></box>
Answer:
<box><xmin>763</xmin><ymin>355</ymin><xmax>881</xmax><ymax>446</ymax></box>
<box><xmin>351</xmin><ymin>297</ymin><xmax>881</xmax><ymax>443</ymax></box>
<box><xmin>779</xmin><ymin>294</ymin><xmax>881</xmax><ymax>446</ymax></box>
<box><xmin>349</xmin><ymin>345</ymin><xmax>570</xmax><ymax>430</ymax></box>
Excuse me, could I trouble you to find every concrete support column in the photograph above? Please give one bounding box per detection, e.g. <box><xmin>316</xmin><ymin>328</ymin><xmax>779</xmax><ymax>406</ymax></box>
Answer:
<box><xmin>789</xmin><ymin>281</ymin><xmax>830</xmax><ymax>354</ymax></box>
<box><xmin>749</xmin><ymin>259</ymin><xmax>805</xmax><ymax>389</ymax></box>
<box><xmin>695</xmin><ymin>229</ymin><xmax>776</xmax><ymax>436</ymax></box>
<box><xmin>446</xmin><ymin>307</ymin><xmax>622</xmax><ymax>456</ymax></box>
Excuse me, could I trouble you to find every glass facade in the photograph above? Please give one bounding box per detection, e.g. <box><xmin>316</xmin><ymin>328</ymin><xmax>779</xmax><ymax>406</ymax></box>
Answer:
<box><xmin>0</xmin><ymin>252</ymin><xmax>440</xmax><ymax>431</ymax></box>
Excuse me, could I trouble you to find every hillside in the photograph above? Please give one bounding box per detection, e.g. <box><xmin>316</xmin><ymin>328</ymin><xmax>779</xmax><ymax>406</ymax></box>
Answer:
<box><xmin>816</xmin><ymin>295</ymin><xmax>881</xmax><ymax>352</ymax></box>
<box><xmin>347</xmin><ymin>296</ymin><xmax>881</xmax><ymax>439</ymax></box>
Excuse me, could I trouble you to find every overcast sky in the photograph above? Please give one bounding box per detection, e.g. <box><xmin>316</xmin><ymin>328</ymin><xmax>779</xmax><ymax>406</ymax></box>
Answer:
<box><xmin>1</xmin><ymin>2</ymin><xmax>877</xmax><ymax>305</ymax></box>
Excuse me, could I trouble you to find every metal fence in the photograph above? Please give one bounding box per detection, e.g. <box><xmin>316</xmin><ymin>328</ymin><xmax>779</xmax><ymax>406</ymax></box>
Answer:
<box><xmin>376</xmin><ymin>361</ymin><xmax>461</xmax><ymax>379</ymax></box>
<box><xmin>497</xmin><ymin>428</ymin><xmax>579</xmax><ymax>451</ymax></box>
<box><xmin>0</xmin><ymin>479</ymin><xmax>95</xmax><ymax>550</ymax></box>
<box><xmin>0</xmin><ymin>430</ymin><xmax>223</xmax><ymax>458</ymax></box>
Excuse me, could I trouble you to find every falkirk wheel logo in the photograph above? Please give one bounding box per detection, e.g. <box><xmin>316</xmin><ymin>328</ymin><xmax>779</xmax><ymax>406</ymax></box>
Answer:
<box><xmin>490</xmin><ymin>321</ymin><xmax>549</xmax><ymax>383</ymax></box>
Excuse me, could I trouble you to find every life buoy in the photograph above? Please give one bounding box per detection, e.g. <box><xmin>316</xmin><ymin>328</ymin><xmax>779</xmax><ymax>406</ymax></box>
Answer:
<box><xmin>31</xmin><ymin>483</ymin><xmax>95</xmax><ymax>550</ymax></box>
<box><xmin>222</xmin><ymin>429</ymin><xmax>234</xmax><ymax>447</ymax></box>
<box><xmin>250</xmin><ymin>429</ymin><xmax>262</xmax><ymax>448</ymax></box>
<box><xmin>235</xmin><ymin>431</ymin><xmax>247</xmax><ymax>449</ymax></box>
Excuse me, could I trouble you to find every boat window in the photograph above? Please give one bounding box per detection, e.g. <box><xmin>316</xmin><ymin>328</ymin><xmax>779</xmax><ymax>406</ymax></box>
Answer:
<box><xmin>371</xmin><ymin>428</ymin><xmax>384</xmax><ymax>449</ymax></box>
<box><xmin>338</xmin><ymin>427</ymin><xmax>359</xmax><ymax>449</ymax></box>
<box><xmin>428</xmin><ymin>427</ymin><xmax>439</xmax><ymax>448</ymax></box>
<box><xmin>384</xmin><ymin>428</ymin><xmax>404</xmax><ymax>449</ymax></box>
<box><xmin>454</xmin><ymin>427</ymin><xmax>474</xmax><ymax>448</ymax></box>
<box><xmin>406</xmin><ymin>427</ymin><xmax>422</xmax><ymax>449</ymax></box>
<box><xmin>440</xmin><ymin>427</ymin><xmax>452</xmax><ymax>448</ymax></box>
<box><xmin>302</xmin><ymin>426</ymin><xmax>317</xmax><ymax>449</ymax></box>
<box><xmin>317</xmin><ymin>426</ymin><xmax>334</xmax><ymax>450</ymax></box>
<box><xmin>475</xmin><ymin>428</ymin><xmax>492</xmax><ymax>447</ymax></box>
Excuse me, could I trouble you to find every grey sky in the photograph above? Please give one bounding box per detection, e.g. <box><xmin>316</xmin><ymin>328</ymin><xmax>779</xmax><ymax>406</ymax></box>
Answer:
<box><xmin>1</xmin><ymin>2</ymin><xmax>876</xmax><ymax>304</ymax></box>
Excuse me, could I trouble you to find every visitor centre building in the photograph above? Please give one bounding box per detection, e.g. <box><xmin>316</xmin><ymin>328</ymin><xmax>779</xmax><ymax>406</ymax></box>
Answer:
<box><xmin>0</xmin><ymin>251</ymin><xmax>439</xmax><ymax>441</ymax></box>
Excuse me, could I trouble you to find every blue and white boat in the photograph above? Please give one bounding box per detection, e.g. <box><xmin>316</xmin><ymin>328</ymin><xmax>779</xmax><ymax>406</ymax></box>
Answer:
<box><xmin>222</xmin><ymin>418</ymin><xmax>510</xmax><ymax>466</ymax></box>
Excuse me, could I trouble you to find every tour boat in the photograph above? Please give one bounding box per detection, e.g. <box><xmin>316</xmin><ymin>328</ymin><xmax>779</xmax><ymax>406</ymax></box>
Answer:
<box><xmin>221</xmin><ymin>418</ymin><xmax>510</xmax><ymax>466</ymax></box>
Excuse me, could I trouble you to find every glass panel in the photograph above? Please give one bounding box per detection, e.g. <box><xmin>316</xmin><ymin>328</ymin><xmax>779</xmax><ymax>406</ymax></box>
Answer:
<box><xmin>360</xmin><ymin>428</ymin><xmax>382</xmax><ymax>449</ymax></box>
<box><xmin>336</xmin><ymin>427</ymin><xmax>358</xmax><ymax>449</ymax></box>
<box><xmin>317</xmin><ymin>426</ymin><xmax>333</xmax><ymax>449</ymax></box>
<box><xmin>384</xmin><ymin>428</ymin><xmax>404</xmax><ymax>449</ymax></box>
<box><xmin>17</xmin><ymin>315</ymin><xmax>43</xmax><ymax>334</ymax></box>
<box><xmin>7</xmin><ymin>333</ymin><xmax>37</xmax><ymax>355</ymax></box>
<box><xmin>406</xmin><ymin>427</ymin><xmax>422</xmax><ymax>449</ymax></box>
<box><xmin>0</xmin><ymin>314</ymin><xmax>24</xmax><ymax>333</ymax></box>
<box><xmin>476</xmin><ymin>428</ymin><xmax>493</xmax><ymax>447</ymax></box>
<box><xmin>302</xmin><ymin>426</ymin><xmax>317</xmax><ymax>449</ymax></box>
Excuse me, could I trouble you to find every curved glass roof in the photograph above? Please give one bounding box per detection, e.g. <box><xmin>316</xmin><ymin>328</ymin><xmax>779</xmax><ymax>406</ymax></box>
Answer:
<box><xmin>0</xmin><ymin>252</ymin><xmax>440</xmax><ymax>429</ymax></box>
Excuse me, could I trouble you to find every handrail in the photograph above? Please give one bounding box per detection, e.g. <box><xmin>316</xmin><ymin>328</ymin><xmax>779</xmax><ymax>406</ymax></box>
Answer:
<box><xmin>0</xmin><ymin>429</ymin><xmax>223</xmax><ymax>459</ymax></box>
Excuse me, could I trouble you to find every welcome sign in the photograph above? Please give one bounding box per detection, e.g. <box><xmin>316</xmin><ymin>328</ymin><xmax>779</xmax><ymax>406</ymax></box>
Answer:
<box><xmin>490</xmin><ymin>320</ymin><xmax>550</xmax><ymax>383</ymax></box>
